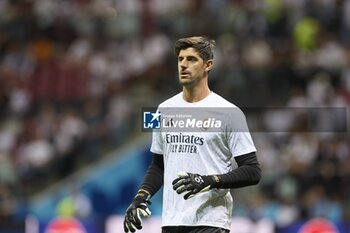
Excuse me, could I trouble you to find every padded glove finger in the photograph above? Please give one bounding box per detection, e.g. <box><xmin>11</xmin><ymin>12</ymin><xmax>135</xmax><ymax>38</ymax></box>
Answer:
<box><xmin>123</xmin><ymin>191</ymin><xmax>152</xmax><ymax>232</ymax></box>
<box><xmin>172</xmin><ymin>171</ymin><xmax>214</xmax><ymax>200</ymax></box>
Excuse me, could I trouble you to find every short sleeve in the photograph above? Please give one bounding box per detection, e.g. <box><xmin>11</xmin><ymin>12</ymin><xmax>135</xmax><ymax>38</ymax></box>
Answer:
<box><xmin>226</xmin><ymin>108</ymin><xmax>256</xmax><ymax>157</ymax></box>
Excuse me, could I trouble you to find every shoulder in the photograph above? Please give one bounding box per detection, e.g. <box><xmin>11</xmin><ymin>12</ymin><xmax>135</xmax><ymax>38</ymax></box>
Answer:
<box><xmin>210</xmin><ymin>93</ymin><xmax>247</xmax><ymax>121</ymax></box>
<box><xmin>158</xmin><ymin>92</ymin><xmax>183</xmax><ymax>108</ymax></box>
<box><xmin>210</xmin><ymin>92</ymin><xmax>239</xmax><ymax>108</ymax></box>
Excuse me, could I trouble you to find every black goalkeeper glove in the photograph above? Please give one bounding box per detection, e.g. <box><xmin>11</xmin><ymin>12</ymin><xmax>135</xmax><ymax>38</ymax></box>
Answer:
<box><xmin>172</xmin><ymin>171</ymin><xmax>221</xmax><ymax>200</ymax></box>
<box><xmin>123</xmin><ymin>190</ymin><xmax>152</xmax><ymax>233</ymax></box>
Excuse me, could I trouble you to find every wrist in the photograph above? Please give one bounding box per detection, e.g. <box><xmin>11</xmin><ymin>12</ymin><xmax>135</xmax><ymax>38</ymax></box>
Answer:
<box><xmin>134</xmin><ymin>189</ymin><xmax>151</xmax><ymax>203</ymax></box>
<box><xmin>208</xmin><ymin>175</ymin><xmax>222</xmax><ymax>189</ymax></box>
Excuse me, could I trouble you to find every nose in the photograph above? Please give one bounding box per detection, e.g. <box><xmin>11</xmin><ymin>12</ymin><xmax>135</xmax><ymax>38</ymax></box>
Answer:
<box><xmin>179</xmin><ymin>59</ymin><xmax>188</xmax><ymax>68</ymax></box>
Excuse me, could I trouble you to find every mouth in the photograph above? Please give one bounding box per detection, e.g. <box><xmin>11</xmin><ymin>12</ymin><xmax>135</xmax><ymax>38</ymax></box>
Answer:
<box><xmin>180</xmin><ymin>71</ymin><xmax>190</xmax><ymax>77</ymax></box>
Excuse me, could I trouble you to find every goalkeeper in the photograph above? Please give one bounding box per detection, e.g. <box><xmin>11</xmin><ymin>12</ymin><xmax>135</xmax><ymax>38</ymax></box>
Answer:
<box><xmin>124</xmin><ymin>36</ymin><xmax>261</xmax><ymax>233</ymax></box>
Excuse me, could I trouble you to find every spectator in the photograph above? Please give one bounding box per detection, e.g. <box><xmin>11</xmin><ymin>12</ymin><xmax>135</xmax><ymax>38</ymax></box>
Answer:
<box><xmin>0</xmin><ymin>0</ymin><xmax>348</xmax><ymax>226</ymax></box>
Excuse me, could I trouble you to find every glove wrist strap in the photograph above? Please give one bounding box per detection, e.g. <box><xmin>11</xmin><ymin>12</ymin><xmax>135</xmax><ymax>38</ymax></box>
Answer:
<box><xmin>134</xmin><ymin>189</ymin><xmax>152</xmax><ymax>204</ymax></box>
<box><xmin>208</xmin><ymin>175</ymin><xmax>222</xmax><ymax>189</ymax></box>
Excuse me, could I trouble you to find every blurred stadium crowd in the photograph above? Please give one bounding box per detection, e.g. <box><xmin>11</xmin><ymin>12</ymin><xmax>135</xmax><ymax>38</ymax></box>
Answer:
<box><xmin>0</xmin><ymin>0</ymin><xmax>349</xmax><ymax>229</ymax></box>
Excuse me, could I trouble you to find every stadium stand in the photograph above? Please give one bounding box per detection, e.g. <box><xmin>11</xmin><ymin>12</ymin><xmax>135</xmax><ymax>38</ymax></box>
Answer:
<box><xmin>0</xmin><ymin>0</ymin><xmax>349</xmax><ymax>232</ymax></box>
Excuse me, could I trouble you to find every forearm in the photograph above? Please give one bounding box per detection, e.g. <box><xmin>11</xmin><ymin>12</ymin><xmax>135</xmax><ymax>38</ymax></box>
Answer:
<box><xmin>139</xmin><ymin>153</ymin><xmax>164</xmax><ymax>197</ymax></box>
<box><xmin>214</xmin><ymin>152</ymin><xmax>261</xmax><ymax>189</ymax></box>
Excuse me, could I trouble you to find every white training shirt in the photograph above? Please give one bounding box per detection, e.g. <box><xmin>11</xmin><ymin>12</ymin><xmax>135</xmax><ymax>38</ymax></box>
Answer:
<box><xmin>150</xmin><ymin>91</ymin><xmax>256</xmax><ymax>230</ymax></box>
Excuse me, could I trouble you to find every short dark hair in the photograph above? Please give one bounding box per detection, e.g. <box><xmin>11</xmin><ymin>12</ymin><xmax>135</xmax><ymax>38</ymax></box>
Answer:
<box><xmin>174</xmin><ymin>36</ymin><xmax>215</xmax><ymax>61</ymax></box>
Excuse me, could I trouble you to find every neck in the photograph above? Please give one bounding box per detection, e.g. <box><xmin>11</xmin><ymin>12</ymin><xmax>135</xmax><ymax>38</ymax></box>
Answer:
<box><xmin>182</xmin><ymin>85</ymin><xmax>211</xmax><ymax>103</ymax></box>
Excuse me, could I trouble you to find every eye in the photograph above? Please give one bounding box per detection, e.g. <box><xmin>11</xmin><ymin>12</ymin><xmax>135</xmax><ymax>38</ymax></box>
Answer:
<box><xmin>187</xmin><ymin>56</ymin><xmax>198</xmax><ymax>62</ymax></box>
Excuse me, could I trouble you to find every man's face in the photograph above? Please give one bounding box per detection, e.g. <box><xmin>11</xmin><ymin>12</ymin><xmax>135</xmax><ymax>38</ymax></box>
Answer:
<box><xmin>177</xmin><ymin>47</ymin><xmax>212</xmax><ymax>87</ymax></box>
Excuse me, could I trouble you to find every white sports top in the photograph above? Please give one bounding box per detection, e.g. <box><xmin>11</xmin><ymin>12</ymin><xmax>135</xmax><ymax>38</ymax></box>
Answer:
<box><xmin>151</xmin><ymin>92</ymin><xmax>256</xmax><ymax>230</ymax></box>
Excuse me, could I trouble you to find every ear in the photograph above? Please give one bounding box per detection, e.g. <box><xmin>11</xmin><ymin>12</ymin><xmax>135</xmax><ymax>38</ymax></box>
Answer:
<box><xmin>205</xmin><ymin>59</ymin><xmax>214</xmax><ymax>72</ymax></box>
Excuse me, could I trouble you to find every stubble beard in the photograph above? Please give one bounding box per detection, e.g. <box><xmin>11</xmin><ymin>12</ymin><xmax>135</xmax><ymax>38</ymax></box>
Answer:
<box><xmin>179</xmin><ymin>76</ymin><xmax>196</xmax><ymax>88</ymax></box>
<box><xmin>179</xmin><ymin>72</ymin><xmax>207</xmax><ymax>89</ymax></box>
